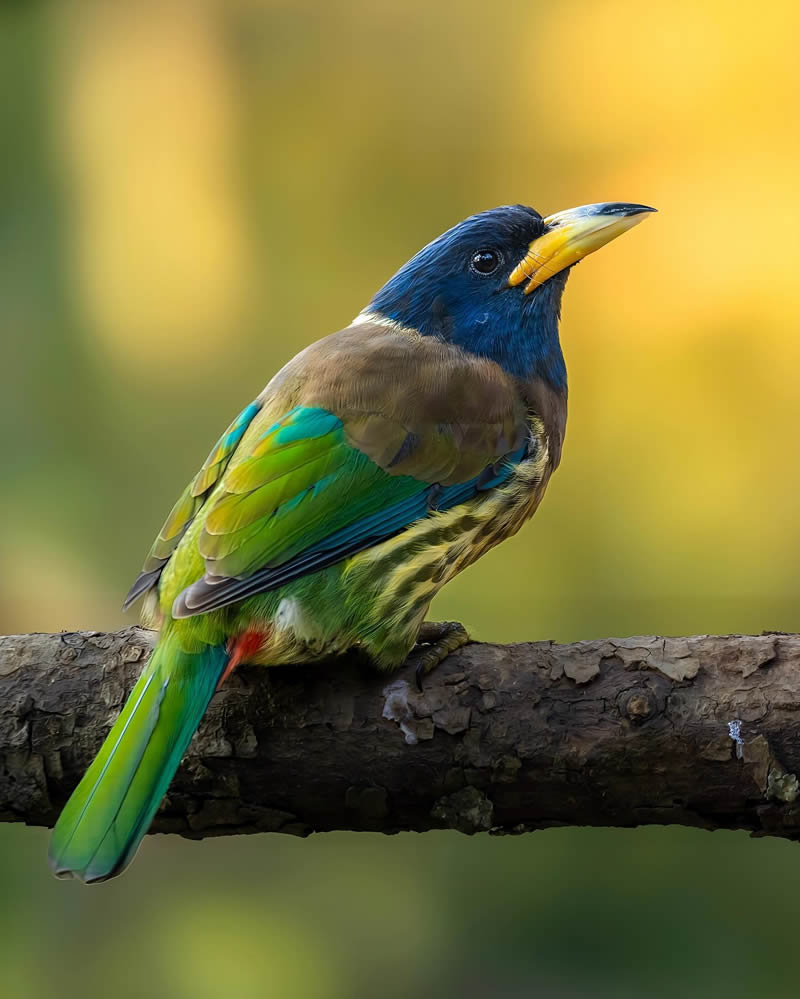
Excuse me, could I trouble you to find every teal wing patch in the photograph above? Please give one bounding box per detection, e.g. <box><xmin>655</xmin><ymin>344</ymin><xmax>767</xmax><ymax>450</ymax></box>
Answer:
<box><xmin>122</xmin><ymin>401</ymin><xmax>262</xmax><ymax>610</ymax></box>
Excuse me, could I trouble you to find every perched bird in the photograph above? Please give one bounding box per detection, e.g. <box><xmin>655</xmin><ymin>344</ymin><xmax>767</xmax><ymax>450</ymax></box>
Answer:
<box><xmin>50</xmin><ymin>200</ymin><xmax>654</xmax><ymax>882</ymax></box>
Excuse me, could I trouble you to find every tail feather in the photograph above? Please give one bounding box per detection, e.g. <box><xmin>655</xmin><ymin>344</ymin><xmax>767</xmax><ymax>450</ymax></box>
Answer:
<box><xmin>49</xmin><ymin>629</ymin><xmax>228</xmax><ymax>883</ymax></box>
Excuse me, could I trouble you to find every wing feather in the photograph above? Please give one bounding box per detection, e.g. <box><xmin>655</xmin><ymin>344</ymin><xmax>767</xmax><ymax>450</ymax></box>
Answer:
<box><xmin>122</xmin><ymin>400</ymin><xmax>262</xmax><ymax>610</ymax></box>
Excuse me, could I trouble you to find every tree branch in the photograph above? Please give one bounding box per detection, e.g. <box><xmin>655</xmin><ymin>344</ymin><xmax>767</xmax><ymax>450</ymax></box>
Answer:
<box><xmin>2</xmin><ymin>627</ymin><xmax>800</xmax><ymax>841</ymax></box>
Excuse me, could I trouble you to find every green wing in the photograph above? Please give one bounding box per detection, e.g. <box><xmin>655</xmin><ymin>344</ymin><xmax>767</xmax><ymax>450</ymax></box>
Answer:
<box><xmin>123</xmin><ymin>400</ymin><xmax>262</xmax><ymax>609</ymax></box>
<box><xmin>173</xmin><ymin>403</ymin><xmax>527</xmax><ymax>617</ymax></box>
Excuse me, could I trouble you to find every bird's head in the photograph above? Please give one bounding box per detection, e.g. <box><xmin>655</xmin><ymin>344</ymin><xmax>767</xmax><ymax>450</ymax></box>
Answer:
<box><xmin>363</xmin><ymin>202</ymin><xmax>655</xmax><ymax>392</ymax></box>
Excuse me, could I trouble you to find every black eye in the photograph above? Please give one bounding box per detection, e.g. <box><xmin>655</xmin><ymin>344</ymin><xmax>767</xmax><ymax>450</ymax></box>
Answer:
<box><xmin>470</xmin><ymin>248</ymin><xmax>502</xmax><ymax>275</ymax></box>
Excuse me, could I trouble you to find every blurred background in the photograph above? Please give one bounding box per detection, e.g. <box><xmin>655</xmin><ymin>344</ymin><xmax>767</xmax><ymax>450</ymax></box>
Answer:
<box><xmin>2</xmin><ymin>0</ymin><xmax>800</xmax><ymax>995</ymax></box>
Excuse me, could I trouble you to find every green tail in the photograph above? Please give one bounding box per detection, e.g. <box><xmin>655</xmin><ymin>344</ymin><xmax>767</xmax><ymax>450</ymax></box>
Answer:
<box><xmin>49</xmin><ymin>628</ymin><xmax>228</xmax><ymax>883</ymax></box>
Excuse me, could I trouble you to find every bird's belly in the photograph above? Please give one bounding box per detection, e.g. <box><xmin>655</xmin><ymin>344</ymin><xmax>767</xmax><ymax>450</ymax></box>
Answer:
<box><xmin>241</xmin><ymin>447</ymin><xmax>552</xmax><ymax>670</ymax></box>
<box><xmin>340</xmin><ymin>449</ymin><xmax>552</xmax><ymax>666</ymax></box>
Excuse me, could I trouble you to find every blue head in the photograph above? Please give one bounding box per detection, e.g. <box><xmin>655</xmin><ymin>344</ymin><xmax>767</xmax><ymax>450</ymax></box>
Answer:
<box><xmin>365</xmin><ymin>201</ymin><xmax>656</xmax><ymax>393</ymax></box>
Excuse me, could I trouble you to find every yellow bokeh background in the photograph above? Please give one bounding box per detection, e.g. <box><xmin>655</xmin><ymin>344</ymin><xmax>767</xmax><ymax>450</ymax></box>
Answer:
<box><xmin>2</xmin><ymin>1</ymin><xmax>799</xmax><ymax>996</ymax></box>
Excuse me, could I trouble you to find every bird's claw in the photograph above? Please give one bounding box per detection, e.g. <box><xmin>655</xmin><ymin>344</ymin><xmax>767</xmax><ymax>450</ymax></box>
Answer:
<box><xmin>409</xmin><ymin>621</ymin><xmax>469</xmax><ymax>692</ymax></box>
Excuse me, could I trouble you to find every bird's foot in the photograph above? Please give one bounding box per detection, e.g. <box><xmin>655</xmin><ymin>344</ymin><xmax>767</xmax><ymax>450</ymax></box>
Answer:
<box><xmin>410</xmin><ymin>621</ymin><xmax>469</xmax><ymax>692</ymax></box>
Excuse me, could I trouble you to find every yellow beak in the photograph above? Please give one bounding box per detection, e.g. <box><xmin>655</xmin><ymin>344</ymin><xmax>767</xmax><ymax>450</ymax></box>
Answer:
<box><xmin>508</xmin><ymin>202</ymin><xmax>656</xmax><ymax>294</ymax></box>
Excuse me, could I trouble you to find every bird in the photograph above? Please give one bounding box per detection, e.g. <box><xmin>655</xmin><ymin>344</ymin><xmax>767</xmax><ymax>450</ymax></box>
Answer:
<box><xmin>49</xmin><ymin>199</ymin><xmax>654</xmax><ymax>882</ymax></box>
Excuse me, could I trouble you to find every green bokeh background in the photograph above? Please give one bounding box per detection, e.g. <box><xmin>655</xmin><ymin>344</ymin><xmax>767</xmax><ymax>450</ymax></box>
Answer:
<box><xmin>3</xmin><ymin>1</ymin><xmax>800</xmax><ymax>996</ymax></box>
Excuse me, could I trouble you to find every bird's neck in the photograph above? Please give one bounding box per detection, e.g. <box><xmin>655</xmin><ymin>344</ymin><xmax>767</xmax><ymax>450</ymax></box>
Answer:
<box><xmin>465</xmin><ymin>281</ymin><xmax>568</xmax><ymax>393</ymax></box>
<box><xmin>367</xmin><ymin>273</ymin><xmax>568</xmax><ymax>394</ymax></box>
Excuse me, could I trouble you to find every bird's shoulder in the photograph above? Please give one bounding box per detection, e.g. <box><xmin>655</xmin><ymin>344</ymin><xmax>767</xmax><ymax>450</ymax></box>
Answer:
<box><xmin>240</xmin><ymin>316</ymin><xmax>530</xmax><ymax>484</ymax></box>
<box><xmin>257</xmin><ymin>317</ymin><xmax>525</xmax><ymax>420</ymax></box>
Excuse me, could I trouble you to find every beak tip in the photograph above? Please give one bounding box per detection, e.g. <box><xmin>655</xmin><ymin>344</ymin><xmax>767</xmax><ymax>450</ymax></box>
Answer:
<box><xmin>598</xmin><ymin>202</ymin><xmax>657</xmax><ymax>217</ymax></box>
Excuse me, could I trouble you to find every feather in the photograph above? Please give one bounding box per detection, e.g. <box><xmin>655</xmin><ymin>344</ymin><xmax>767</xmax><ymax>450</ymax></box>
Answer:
<box><xmin>173</xmin><ymin>439</ymin><xmax>528</xmax><ymax>617</ymax></box>
<box><xmin>49</xmin><ymin>628</ymin><xmax>227</xmax><ymax>883</ymax></box>
<box><xmin>122</xmin><ymin>400</ymin><xmax>262</xmax><ymax>610</ymax></box>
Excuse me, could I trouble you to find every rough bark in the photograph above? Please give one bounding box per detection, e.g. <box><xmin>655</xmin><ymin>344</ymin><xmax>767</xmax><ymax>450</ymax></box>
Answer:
<box><xmin>2</xmin><ymin>628</ymin><xmax>800</xmax><ymax>841</ymax></box>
